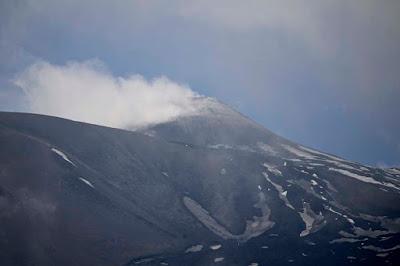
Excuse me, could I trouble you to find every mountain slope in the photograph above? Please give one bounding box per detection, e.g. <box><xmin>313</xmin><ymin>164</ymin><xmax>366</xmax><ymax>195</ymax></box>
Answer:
<box><xmin>0</xmin><ymin>102</ymin><xmax>399</xmax><ymax>266</ymax></box>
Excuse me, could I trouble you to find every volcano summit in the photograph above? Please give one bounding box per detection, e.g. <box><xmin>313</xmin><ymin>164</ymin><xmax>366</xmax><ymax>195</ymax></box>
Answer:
<box><xmin>0</xmin><ymin>99</ymin><xmax>399</xmax><ymax>266</ymax></box>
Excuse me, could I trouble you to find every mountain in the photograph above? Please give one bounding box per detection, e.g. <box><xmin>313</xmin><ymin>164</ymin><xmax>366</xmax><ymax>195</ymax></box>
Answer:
<box><xmin>0</xmin><ymin>99</ymin><xmax>399</xmax><ymax>266</ymax></box>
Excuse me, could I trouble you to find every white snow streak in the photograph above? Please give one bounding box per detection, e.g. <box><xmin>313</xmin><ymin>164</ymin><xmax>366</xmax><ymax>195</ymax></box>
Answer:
<box><xmin>79</xmin><ymin>177</ymin><xmax>94</xmax><ymax>188</ymax></box>
<box><xmin>51</xmin><ymin>148</ymin><xmax>75</xmax><ymax>166</ymax></box>
<box><xmin>325</xmin><ymin>206</ymin><xmax>354</xmax><ymax>224</ymax></box>
<box><xmin>328</xmin><ymin>168</ymin><xmax>400</xmax><ymax>191</ymax></box>
<box><xmin>362</xmin><ymin>244</ymin><xmax>400</xmax><ymax>253</ymax></box>
<box><xmin>263</xmin><ymin>172</ymin><xmax>294</xmax><ymax>210</ymax></box>
<box><xmin>214</xmin><ymin>257</ymin><xmax>224</xmax><ymax>263</ymax></box>
<box><xmin>185</xmin><ymin>244</ymin><xmax>203</xmax><ymax>253</ymax></box>
<box><xmin>183</xmin><ymin>194</ymin><xmax>274</xmax><ymax>242</ymax></box>
<box><xmin>262</xmin><ymin>163</ymin><xmax>282</xmax><ymax>176</ymax></box>
<box><xmin>210</xmin><ymin>244</ymin><xmax>222</xmax><ymax>250</ymax></box>
<box><xmin>282</xmin><ymin>145</ymin><xmax>316</xmax><ymax>159</ymax></box>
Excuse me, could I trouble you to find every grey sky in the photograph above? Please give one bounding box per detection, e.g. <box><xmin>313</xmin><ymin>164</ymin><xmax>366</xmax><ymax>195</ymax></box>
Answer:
<box><xmin>1</xmin><ymin>0</ymin><xmax>399</xmax><ymax>166</ymax></box>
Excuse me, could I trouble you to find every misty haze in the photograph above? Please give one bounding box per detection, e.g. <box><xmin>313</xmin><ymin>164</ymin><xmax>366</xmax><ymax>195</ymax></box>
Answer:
<box><xmin>1</xmin><ymin>1</ymin><xmax>400</xmax><ymax>266</ymax></box>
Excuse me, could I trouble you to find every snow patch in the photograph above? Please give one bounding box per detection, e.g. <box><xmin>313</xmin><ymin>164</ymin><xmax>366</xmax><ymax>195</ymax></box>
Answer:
<box><xmin>309</xmin><ymin>163</ymin><xmax>324</xmax><ymax>166</ymax></box>
<box><xmin>185</xmin><ymin>244</ymin><xmax>203</xmax><ymax>253</ymax></box>
<box><xmin>262</xmin><ymin>163</ymin><xmax>282</xmax><ymax>176</ymax></box>
<box><xmin>210</xmin><ymin>244</ymin><xmax>221</xmax><ymax>250</ymax></box>
<box><xmin>376</xmin><ymin>253</ymin><xmax>389</xmax><ymax>258</ymax></box>
<box><xmin>257</xmin><ymin>142</ymin><xmax>277</xmax><ymax>155</ymax></box>
<box><xmin>352</xmin><ymin>227</ymin><xmax>391</xmax><ymax>238</ymax></box>
<box><xmin>133</xmin><ymin>258</ymin><xmax>154</xmax><ymax>264</ymax></box>
<box><xmin>298</xmin><ymin>146</ymin><xmax>344</xmax><ymax>161</ymax></box>
<box><xmin>329</xmin><ymin>238</ymin><xmax>367</xmax><ymax>244</ymax></box>
<box><xmin>208</xmin><ymin>144</ymin><xmax>233</xmax><ymax>150</ymax></box>
<box><xmin>214</xmin><ymin>257</ymin><xmax>224</xmax><ymax>263</ymax></box>
<box><xmin>305</xmin><ymin>240</ymin><xmax>316</xmax><ymax>246</ymax></box>
<box><xmin>325</xmin><ymin>160</ymin><xmax>359</xmax><ymax>171</ymax></box>
<box><xmin>263</xmin><ymin>172</ymin><xmax>294</xmax><ymax>210</ymax></box>
<box><xmin>282</xmin><ymin>145</ymin><xmax>316</xmax><ymax>159</ymax></box>
<box><xmin>362</xmin><ymin>244</ymin><xmax>400</xmax><ymax>253</ymax></box>
<box><xmin>386</xmin><ymin>168</ymin><xmax>400</xmax><ymax>175</ymax></box>
<box><xmin>183</xmin><ymin>193</ymin><xmax>274</xmax><ymax>242</ymax></box>
<box><xmin>328</xmin><ymin>168</ymin><xmax>400</xmax><ymax>191</ymax></box>
<box><xmin>299</xmin><ymin>202</ymin><xmax>325</xmax><ymax>237</ymax></box>
<box><xmin>325</xmin><ymin>206</ymin><xmax>355</xmax><ymax>224</ymax></box>
<box><xmin>208</xmin><ymin>144</ymin><xmax>256</xmax><ymax>153</ymax></box>
<box><xmin>79</xmin><ymin>177</ymin><xmax>94</xmax><ymax>188</ymax></box>
<box><xmin>51</xmin><ymin>148</ymin><xmax>75</xmax><ymax>166</ymax></box>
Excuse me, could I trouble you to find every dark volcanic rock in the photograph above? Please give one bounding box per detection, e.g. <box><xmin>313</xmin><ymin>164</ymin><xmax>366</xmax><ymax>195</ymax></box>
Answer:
<box><xmin>0</xmin><ymin>103</ymin><xmax>399</xmax><ymax>266</ymax></box>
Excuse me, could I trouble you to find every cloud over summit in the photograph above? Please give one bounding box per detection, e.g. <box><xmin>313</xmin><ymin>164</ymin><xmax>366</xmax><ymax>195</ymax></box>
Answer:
<box><xmin>1</xmin><ymin>0</ymin><xmax>399</xmax><ymax>165</ymax></box>
<box><xmin>15</xmin><ymin>60</ymin><xmax>205</xmax><ymax>129</ymax></box>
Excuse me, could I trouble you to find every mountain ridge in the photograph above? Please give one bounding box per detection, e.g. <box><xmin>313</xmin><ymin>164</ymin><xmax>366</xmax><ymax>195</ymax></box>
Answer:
<box><xmin>0</xmin><ymin>106</ymin><xmax>399</xmax><ymax>266</ymax></box>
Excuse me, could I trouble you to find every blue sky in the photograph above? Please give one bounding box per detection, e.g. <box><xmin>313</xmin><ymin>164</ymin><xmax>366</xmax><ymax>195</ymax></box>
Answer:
<box><xmin>1</xmin><ymin>0</ymin><xmax>399</xmax><ymax>166</ymax></box>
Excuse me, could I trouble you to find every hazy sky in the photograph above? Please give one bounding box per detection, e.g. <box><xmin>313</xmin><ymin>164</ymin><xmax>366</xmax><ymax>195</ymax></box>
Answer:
<box><xmin>1</xmin><ymin>0</ymin><xmax>399</xmax><ymax>166</ymax></box>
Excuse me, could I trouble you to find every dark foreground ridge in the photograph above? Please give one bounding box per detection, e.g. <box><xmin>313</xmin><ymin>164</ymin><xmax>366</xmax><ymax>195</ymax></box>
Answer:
<box><xmin>0</xmin><ymin>106</ymin><xmax>399</xmax><ymax>266</ymax></box>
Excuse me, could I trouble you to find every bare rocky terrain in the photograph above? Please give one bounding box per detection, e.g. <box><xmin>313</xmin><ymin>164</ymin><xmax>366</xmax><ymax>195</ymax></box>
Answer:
<box><xmin>0</xmin><ymin>100</ymin><xmax>399</xmax><ymax>265</ymax></box>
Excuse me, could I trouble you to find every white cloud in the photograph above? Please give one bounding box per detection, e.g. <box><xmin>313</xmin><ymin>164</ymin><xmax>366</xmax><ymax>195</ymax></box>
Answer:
<box><xmin>14</xmin><ymin>60</ymin><xmax>207</xmax><ymax>129</ymax></box>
